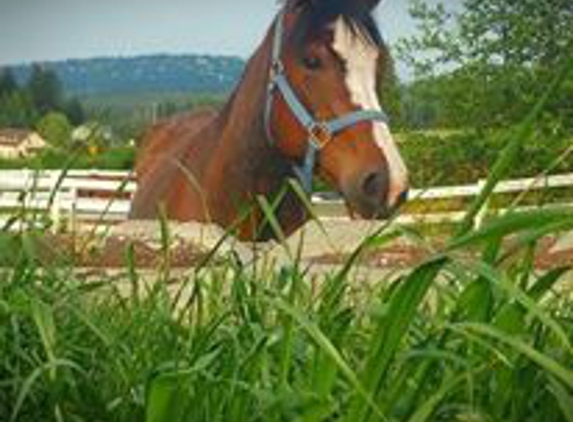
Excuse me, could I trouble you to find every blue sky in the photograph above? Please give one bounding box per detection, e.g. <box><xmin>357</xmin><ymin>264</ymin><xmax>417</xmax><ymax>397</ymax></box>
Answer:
<box><xmin>0</xmin><ymin>0</ymin><xmax>419</xmax><ymax>75</ymax></box>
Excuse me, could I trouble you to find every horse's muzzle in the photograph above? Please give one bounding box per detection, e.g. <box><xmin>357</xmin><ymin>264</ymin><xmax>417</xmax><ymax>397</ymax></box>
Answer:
<box><xmin>342</xmin><ymin>168</ymin><xmax>409</xmax><ymax>220</ymax></box>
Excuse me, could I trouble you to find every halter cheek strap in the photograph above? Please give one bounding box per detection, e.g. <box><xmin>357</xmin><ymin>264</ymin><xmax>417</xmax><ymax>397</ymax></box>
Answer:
<box><xmin>264</xmin><ymin>9</ymin><xmax>389</xmax><ymax>193</ymax></box>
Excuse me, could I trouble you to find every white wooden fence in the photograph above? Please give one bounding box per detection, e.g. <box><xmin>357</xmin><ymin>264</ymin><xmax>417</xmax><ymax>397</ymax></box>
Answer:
<box><xmin>0</xmin><ymin>169</ymin><xmax>136</xmax><ymax>229</ymax></box>
<box><xmin>1</xmin><ymin>169</ymin><xmax>572</xmax><ymax>230</ymax></box>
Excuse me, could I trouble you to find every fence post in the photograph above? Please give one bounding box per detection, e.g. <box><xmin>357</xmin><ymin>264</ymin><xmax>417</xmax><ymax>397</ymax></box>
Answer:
<box><xmin>49</xmin><ymin>172</ymin><xmax>61</xmax><ymax>232</ymax></box>
<box><xmin>70</xmin><ymin>187</ymin><xmax>78</xmax><ymax>234</ymax></box>
<box><xmin>474</xmin><ymin>178</ymin><xmax>489</xmax><ymax>230</ymax></box>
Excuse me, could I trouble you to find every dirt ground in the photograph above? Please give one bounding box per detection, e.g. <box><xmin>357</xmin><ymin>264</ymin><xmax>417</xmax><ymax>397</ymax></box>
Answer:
<box><xmin>310</xmin><ymin>236</ymin><xmax>573</xmax><ymax>270</ymax></box>
<box><xmin>35</xmin><ymin>223</ymin><xmax>573</xmax><ymax>271</ymax></box>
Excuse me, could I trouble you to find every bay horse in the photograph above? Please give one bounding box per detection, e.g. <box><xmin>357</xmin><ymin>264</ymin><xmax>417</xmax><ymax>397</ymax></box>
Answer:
<box><xmin>131</xmin><ymin>0</ymin><xmax>409</xmax><ymax>241</ymax></box>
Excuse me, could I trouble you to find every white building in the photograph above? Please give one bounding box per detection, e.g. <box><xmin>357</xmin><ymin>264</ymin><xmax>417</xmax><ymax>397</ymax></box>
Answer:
<box><xmin>0</xmin><ymin>129</ymin><xmax>47</xmax><ymax>159</ymax></box>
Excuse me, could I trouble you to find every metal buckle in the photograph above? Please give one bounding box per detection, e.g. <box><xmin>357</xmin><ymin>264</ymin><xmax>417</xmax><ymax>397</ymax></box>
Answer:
<box><xmin>270</xmin><ymin>60</ymin><xmax>284</xmax><ymax>78</ymax></box>
<box><xmin>307</xmin><ymin>121</ymin><xmax>332</xmax><ymax>148</ymax></box>
<box><xmin>268</xmin><ymin>60</ymin><xmax>283</xmax><ymax>93</ymax></box>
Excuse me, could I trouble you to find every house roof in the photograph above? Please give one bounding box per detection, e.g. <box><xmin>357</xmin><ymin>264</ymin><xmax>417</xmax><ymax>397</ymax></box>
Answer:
<box><xmin>0</xmin><ymin>128</ymin><xmax>36</xmax><ymax>146</ymax></box>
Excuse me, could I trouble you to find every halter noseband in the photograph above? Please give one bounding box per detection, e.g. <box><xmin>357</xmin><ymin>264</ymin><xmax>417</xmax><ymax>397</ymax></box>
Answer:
<box><xmin>264</xmin><ymin>9</ymin><xmax>390</xmax><ymax>193</ymax></box>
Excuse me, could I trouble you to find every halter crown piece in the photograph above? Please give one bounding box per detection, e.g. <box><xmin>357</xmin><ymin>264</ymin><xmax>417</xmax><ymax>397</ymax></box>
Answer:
<box><xmin>264</xmin><ymin>8</ymin><xmax>390</xmax><ymax>193</ymax></box>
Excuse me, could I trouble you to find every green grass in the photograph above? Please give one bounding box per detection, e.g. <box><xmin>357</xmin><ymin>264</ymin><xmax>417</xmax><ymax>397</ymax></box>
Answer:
<box><xmin>1</xmin><ymin>48</ymin><xmax>572</xmax><ymax>422</ymax></box>
<box><xmin>0</xmin><ymin>208</ymin><xmax>572</xmax><ymax>422</ymax></box>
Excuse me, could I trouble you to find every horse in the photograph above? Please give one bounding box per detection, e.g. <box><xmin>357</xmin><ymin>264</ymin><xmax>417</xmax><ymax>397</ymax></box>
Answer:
<box><xmin>130</xmin><ymin>0</ymin><xmax>409</xmax><ymax>241</ymax></box>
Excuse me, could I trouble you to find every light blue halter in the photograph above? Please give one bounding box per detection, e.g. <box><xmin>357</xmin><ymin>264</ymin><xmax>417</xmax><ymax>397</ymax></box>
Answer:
<box><xmin>264</xmin><ymin>9</ymin><xmax>390</xmax><ymax>193</ymax></box>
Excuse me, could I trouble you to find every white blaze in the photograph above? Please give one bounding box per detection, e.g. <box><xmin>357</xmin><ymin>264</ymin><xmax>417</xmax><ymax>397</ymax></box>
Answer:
<box><xmin>332</xmin><ymin>18</ymin><xmax>408</xmax><ymax>206</ymax></box>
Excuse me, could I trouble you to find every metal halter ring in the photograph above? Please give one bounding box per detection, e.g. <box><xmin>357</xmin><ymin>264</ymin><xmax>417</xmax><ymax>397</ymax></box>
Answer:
<box><xmin>307</xmin><ymin>121</ymin><xmax>332</xmax><ymax>148</ymax></box>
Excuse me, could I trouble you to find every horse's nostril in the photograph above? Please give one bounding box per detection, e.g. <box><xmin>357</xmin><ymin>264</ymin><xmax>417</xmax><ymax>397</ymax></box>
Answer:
<box><xmin>362</xmin><ymin>172</ymin><xmax>383</xmax><ymax>198</ymax></box>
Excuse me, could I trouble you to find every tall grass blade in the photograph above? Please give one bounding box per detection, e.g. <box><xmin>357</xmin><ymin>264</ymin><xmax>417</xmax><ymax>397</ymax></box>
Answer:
<box><xmin>288</xmin><ymin>179</ymin><xmax>336</xmax><ymax>248</ymax></box>
<box><xmin>10</xmin><ymin>359</ymin><xmax>83</xmax><ymax>422</ymax></box>
<box><xmin>347</xmin><ymin>257</ymin><xmax>448</xmax><ymax>422</ymax></box>
<box><xmin>256</xmin><ymin>195</ymin><xmax>292</xmax><ymax>260</ymax></box>
<box><xmin>270</xmin><ymin>297</ymin><xmax>388</xmax><ymax>422</ymax></box>
<box><xmin>145</xmin><ymin>372</ymin><xmax>188</xmax><ymax>422</ymax></box>
<box><xmin>406</xmin><ymin>370</ymin><xmax>479</xmax><ymax>422</ymax></box>
<box><xmin>449</xmin><ymin>210</ymin><xmax>573</xmax><ymax>252</ymax></box>
<box><xmin>145</xmin><ymin>352</ymin><xmax>221</xmax><ymax>422</ymax></box>
<box><xmin>494</xmin><ymin>266</ymin><xmax>570</xmax><ymax>333</ymax></box>
<box><xmin>452</xmin><ymin>323</ymin><xmax>573</xmax><ymax>388</ymax></box>
<box><xmin>464</xmin><ymin>260</ymin><xmax>571</xmax><ymax>349</ymax></box>
<box><xmin>528</xmin><ymin>266</ymin><xmax>571</xmax><ymax>300</ymax></box>
<box><xmin>548</xmin><ymin>376</ymin><xmax>573</xmax><ymax>422</ymax></box>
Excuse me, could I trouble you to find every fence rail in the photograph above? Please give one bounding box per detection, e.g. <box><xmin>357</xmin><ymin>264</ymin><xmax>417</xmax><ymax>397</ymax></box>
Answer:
<box><xmin>311</xmin><ymin>173</ymin><xmax>573</xmax><ymax>226</ymax></box>
<box><xmin>0</xmin><ymin>169</ymin><xmax>135</xmax><ymax>229</ymax></box>
<box><xmin>1</xmin><ymin>169</ymin><xmax>573</xmax><ymax>230</ymax></box>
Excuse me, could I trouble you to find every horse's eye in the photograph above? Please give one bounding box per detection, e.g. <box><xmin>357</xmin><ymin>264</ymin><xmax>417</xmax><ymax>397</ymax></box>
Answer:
<box><xmin>303</xmin><ymin>56</ymin><xmax>322</xmax><ymax>70</ymax></box>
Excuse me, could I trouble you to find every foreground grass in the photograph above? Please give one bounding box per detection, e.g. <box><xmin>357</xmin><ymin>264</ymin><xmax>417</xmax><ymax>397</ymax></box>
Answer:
<box><xmin>0</xmin><ymin>208</ymin><xmax>572</xmax><ymax>422</ymax></box>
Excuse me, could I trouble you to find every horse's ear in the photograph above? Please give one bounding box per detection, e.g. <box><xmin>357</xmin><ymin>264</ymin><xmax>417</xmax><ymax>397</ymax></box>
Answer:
<box><xmin>288</xmin><ymin>0</ymin><xmax>381</xmax><ymax>14</ymax></box>
<box><xmin>287</xmin><ymin>0</ymin><xmax>316</xmax><ymax>8</ymax></box>
<box><xmin>363</xmin><ymin>0</ymin><xmax>382</xmax><ymax>11</ymax></box>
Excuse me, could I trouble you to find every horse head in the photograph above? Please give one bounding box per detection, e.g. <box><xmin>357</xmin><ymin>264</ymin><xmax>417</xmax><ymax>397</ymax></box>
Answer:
<box><xmin>266</xmin><ymin>0</ymin><xmax>409</xmax><ymax>219</ymax></box>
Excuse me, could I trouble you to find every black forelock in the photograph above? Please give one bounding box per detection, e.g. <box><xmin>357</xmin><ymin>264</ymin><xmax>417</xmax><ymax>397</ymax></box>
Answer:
<box><xmin>290</xmin><ymin>0</ymin><xmax>384</xmax><ymax>48</ymax></box>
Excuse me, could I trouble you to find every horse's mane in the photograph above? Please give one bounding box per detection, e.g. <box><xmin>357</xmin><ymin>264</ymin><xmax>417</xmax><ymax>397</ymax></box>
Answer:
<box><xmin>289</xmin><ymin>0</ymin><xmax>384</xmax><ymax>47</ymax></box>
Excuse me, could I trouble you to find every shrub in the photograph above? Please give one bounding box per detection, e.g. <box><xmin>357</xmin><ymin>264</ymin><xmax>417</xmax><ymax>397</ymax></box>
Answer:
<box><xmin>36</xmin><ymin>112</ymin><xmax>72</xmax><ymax>148</ymax></box>
<box><xmin>0</xmin><ymin>146</ymin><xmax>135</xmax><ymax>171</ymax></box>
<box><xmin>93</xmin><ymin>146</ymin><xmax>135</xmax><ymax>170</ymax></box>
<box><xmin>399</xmin><ymin>129</ymin><xmax>573</xmax><ymax>187</ymax></box>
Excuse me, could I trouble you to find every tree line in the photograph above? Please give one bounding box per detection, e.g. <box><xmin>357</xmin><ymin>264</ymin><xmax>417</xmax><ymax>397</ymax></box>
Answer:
<box><xmin>0</xmin><ymin>64</ymin><xmax>85</xmax><ymax>130</ymax></box>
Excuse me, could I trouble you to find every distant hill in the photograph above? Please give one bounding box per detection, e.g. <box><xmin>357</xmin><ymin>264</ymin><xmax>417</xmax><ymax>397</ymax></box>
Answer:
<box><xmin>9</xmin><ymin>54</ymin><xmax>245</xmax><ymax>96</ymax></box>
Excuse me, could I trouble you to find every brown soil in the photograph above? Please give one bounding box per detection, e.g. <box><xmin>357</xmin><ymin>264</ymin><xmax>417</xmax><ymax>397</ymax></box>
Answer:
<box><xmin>310</xmin><ymin>237</ymin><xmax>573</xmax><ymax>270</ymax></box>
<box><xmin>37</xmin><ymin>233</ymin><xmax>209</xmax><ymax>268</ymax></box>
<box><xmin>32</xmin><ymin>232</ymin><xmax>573</xmax><ymax>270</ymax></box>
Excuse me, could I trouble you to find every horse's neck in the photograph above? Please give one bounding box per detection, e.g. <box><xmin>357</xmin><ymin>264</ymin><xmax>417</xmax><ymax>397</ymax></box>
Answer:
<box><xmin>204</xmin><ymin>36</ymin><xmax>292</xmax><ymax>200</ymax></box>
<box><xmin>192</xmin><ymin>34</ymin><xmax>306</xmax><ymax>238</ymax></box>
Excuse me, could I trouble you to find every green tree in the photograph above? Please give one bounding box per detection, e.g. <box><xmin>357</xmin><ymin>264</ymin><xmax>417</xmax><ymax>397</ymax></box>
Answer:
<box><xmin>64</xmin><ymin>97</ymin><xmax>86</xmax><ymax>126</ymax></box>
<box><xmin>36</xmin><ymin>112</ymin><xmax>72</xmax><ymax>148</ymax></box>
<box><xmin>27</xmin><ymin>64</ymin><xmax>64</xmax><ymax>115</ymax></box>
<box><xmin>378</xmin><ymin>55</ymin><xmax>405</xmax><ymax>128</ymax></box>
<box><xmin>0</xmin><ymin>68</ymin><xmax>18</xmax><ymax>98</ymax></box>
<box><xmin>398</xmin><ymin>0</ymin><xmax>573</xmax><ymax>129</ymax></box>
<box><xmin>0</xmin><ymin>90</ymin><xmax>38</xmax><ymax>128</ymax></box>
<box><xmin>400</xmin><ymin>0</ymin><xmax>573</xmax><ymax>72</ymax></box>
